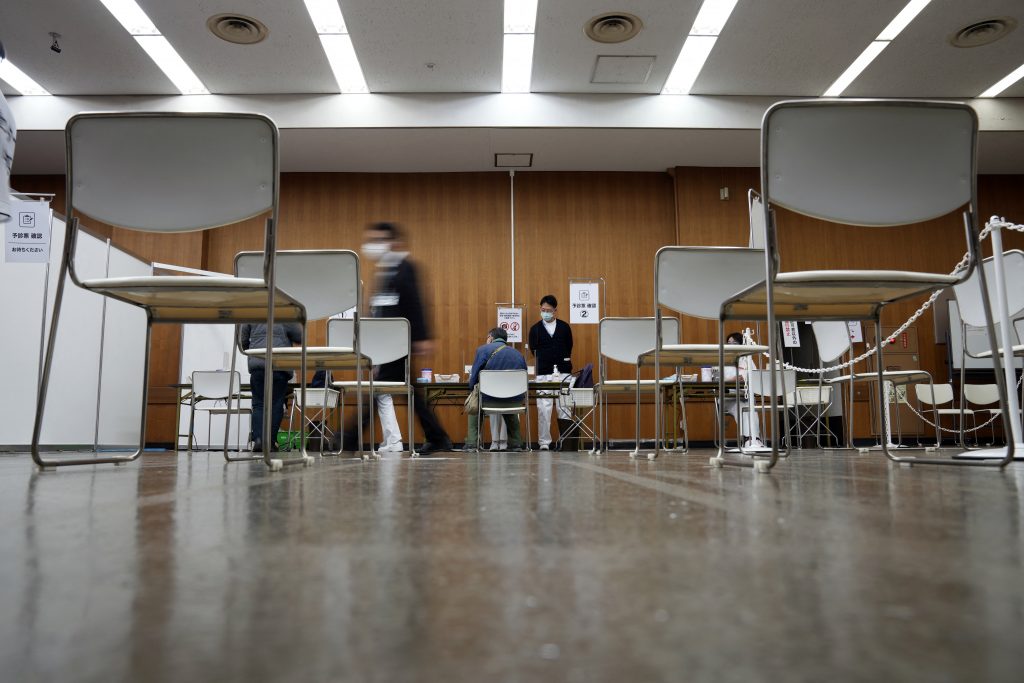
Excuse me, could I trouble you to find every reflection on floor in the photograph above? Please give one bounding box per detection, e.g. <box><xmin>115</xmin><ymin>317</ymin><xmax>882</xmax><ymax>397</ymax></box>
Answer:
<box><xmin>0</xmin><ymin>449</ymin><xmax>1022</xmax><ymax>682</ymax></box>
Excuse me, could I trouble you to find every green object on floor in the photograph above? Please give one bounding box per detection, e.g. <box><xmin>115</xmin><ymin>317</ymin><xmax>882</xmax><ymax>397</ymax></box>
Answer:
<box><xmin>276</xmin><ymin>431</ymin><xmax>303</xmax><ymax>450</ymax></box>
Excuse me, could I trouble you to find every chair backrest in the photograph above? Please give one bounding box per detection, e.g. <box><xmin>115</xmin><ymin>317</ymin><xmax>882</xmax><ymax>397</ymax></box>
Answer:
<box><xmin>747</xmin><ymin>367</ymin><xmax>796</xmax><ymax>398</ymax></box>
<box><xmin>963</xmin><ymin>321</ymin><xmax>1015</xmax><ymax>358</ymax></box>
<box><xmin>656</xmin><ymin>247</ymin><xmax>766</xmax><ymax>319</ymax></box>
<box><xmin>811</xmin><ymin>321</ymin><xmax>852</xmax><ymax>364</ymax></box>
<box><xmin>915</xmin><ymin>383</ymin><xmax>954</xmax><ymax>406</ymax></box>
<box><xmin>67</xmin><ymin>113</ymin><xmax>277</xmax><ymax>232</ymax></box>
<box><xmin>236</xmin><ymin>250</ymin><xmax>359</xmax><ymax>321</ymax></box>
<box><xmin>191</xmin><ymin>370</ymin><xmax>240</xmax><ymax>400</ymax></box>
<box><xmin>599</xmin><ymin>317</ymin><xmax>679</xmax><ymax>364</ymax></box>
<box><xmin>357</xmin><ymin>318</ymin><xmax>410</xmax><ymax>365</ymax></box>
<box><xmin>328</xmin><ymin>318</ymin><xmax>354</xmax><ymax>348</ymax></box>
<box><xmin>762</xmin><ymin>100</ymin><xmax>976</xmax><ymax>227</ymax></box>
<box><xmin>748</xmin><ymin>189</ymin><xmax>766</xmax><ymax>249</ymax></box>
<box><xmin>952</xmin><ymin>249</ymin><xmax>1024</xmax><ymax>328</ymax></box>
<box><xmin>479</xmin><ymin>369</ymin><xmax>528</xmax><ymax>400</ymax></box>
<box><xmin>963</xmin><ymin>384</ymin><xmax>1000</xmax><ymax>408</ymax></box>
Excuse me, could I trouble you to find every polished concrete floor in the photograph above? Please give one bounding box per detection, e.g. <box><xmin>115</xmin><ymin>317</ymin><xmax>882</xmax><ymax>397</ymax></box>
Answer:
<box><xmin>1</xmin><ymin>448</ymin><xmax>1023</xmax><ymax>682</ymax></box>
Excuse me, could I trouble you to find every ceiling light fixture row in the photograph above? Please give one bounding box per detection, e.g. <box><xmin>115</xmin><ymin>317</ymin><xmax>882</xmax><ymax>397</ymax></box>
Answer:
<box><xmin>822</xmin><ymin>0</ymin><xmax>932</xmax><ymax>97</ymax></box>
<box><xmin>662</xmin><ymin>0</ymin><xmax>739</xmax><ymax>95</ymax></box>
<box><xmin>503</xmin><ymin>0</ymin><xmax>538</xmax><ymax>93</ymax></box>
<box><xmin>98</xmin><ymin>0</ymin><xmax>209</xmax><ymax>94</ymax></box>
<box><xmin>303</xmin><ymin>0</ymin><xmax>369</xmax><ymax>93</ymax></box>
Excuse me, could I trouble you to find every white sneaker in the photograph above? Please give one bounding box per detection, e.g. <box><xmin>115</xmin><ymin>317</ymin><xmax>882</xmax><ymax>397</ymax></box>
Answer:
<box><xmin>488</xmin><ymin>443</ymin><xmax>500</xmax><ymax>451</ymax></box>
<box><xmin>378</xmin><ymin>443</ymin><xmax>404</xmax><ymax>452</ymax></box>
<box><xmin>539</xmin><ymin>444</ymin><xmax>550</xmax><ymax>451</ymax></box>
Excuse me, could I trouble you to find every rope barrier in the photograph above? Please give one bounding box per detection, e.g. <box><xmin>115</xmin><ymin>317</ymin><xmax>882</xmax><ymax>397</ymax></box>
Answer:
<box><xmin>894</xmin><ymin>373</ymin><xmax>1024</xmax><ymax>434</ymax></box>
<box><xmin>768</xmin><ymin>216</ymin><xmax>1024</xmax><ymax>375</ymax></box>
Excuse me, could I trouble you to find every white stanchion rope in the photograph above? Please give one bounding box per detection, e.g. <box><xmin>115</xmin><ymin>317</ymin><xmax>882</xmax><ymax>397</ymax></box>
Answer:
<box><xmin>893</xmin><ymin>372</ymin><xmax>1024</xmax><ymax>434</ymax></box>
<box><xmin>767</xmin><ymin>216</ymin><xmax>1024</xmax><ymax>375</ymax></box>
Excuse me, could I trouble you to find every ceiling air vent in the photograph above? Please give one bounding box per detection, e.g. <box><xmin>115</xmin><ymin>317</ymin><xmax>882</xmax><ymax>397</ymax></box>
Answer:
<box><xmin>208</xmin><ymin>14</ymin><xmax>269</xmax><ymax>45</ymax></box>
<box><xmin>949</xmin><ymin>17</ymin><xmax>1016</xmax><ymax>48</ymax></box>
<box><xmin>584</xmin><ymin>13</ymin><xmax>643</xmax><ymax>44</ymax></box>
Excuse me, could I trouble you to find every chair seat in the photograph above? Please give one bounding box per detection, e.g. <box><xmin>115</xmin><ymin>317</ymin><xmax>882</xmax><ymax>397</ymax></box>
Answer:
<box><xmin>724</xmin><ymin>271</ymin><xmax>958</xmax><ymax>319</ymax></box>
<box><xmin>640</xmin><ymin>343</ymin><xmax>769</xmax><ymax>366</ymax></box>
<box><xmin>830</xmin><ymin>370</ymin><xmax>932</xmax><ymax>384</ymax></box>
<box><xmin>245</xmin><ymin>346</ymin><xmax>366</xmax><ymax>371</ymax></box>
<box><xmin>935</xmin><ymin>408</ymin><xmax>975</xmax><ymax>416</ymax></box>
<box><xmin>597</xmin><ymin>379</ymin><xmax>676</xmax><ymax>393</ymax></box>
<box><xmin>974</xmin><ymin>344</ymin><xmax>1024</xmax><ymax>358</ymax></box>
<box><xmin>481</xmin><ymin>405</ymin><xmax>527</xmax><ymax>414</ymax></box>
<box><xmin>200</xmin><ymin>407</ymin><xmax>253</xmax><ymax>415</ymax></box>
<box><xmin>332</xmin><ymin>380</ymin><xmax>410</xmax><ymax>394</ymax></box>
<box><xmin>81</xmin><ymin>275</ymin><xmax>306</xmax><ymax>322</ymax></box>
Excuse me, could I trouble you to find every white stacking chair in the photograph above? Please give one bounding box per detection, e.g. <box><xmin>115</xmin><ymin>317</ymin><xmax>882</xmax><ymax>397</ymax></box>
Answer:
<box><xmin>952</xmin><ymin>248</ymin><xmax>1024</xmax><ymax>458</ymax></box>
<box><xmin>652</xmin><ymin>247</ymin><xmax>771</xmax><ymax>461</ymax></box>
<box><xmin>477</xmin><ymin>370</ymin><xmax>531</xmax><ymax>450</ymax></box>
<box><xmin>747</xmin><ymin>366</ymin><xmax>796</xmax><ymax>452</ymax></box>
<box><xmin>235</xmin><ymin>249</ymin><xmax>364</xmax><ymax>465</ymax></box>
<box><xmin>188</xmin><ymin>370</ymin><xmax>250</xmax><ymax>452</ymax></box>
<box><xmin>331</xmin><ymin>318</ymin><xmax>415</xmax><ymax>457</ymax></box>
<box><xmin>914</xmin><ymin>384</ymin><xmax>975</xmax><ymax>440</ymax></box>
<box><xmin>595</xmin><ymin>317</ymin><xmax>679</xmax><ymax>455</ymax></box>
<box><xmin>32</xmin><ymin>112</ymin><xmax>296</xmax><ymax>471</ymax></box>
<box><xmin>963</xmin><ymin>384</ymin><xmax>1004</xmax><ymax>447</ymax></box>
<box><xmin>720</xmin><ymin>99</ymin><xmax>1013</xmax><ymax>470</ymax></box>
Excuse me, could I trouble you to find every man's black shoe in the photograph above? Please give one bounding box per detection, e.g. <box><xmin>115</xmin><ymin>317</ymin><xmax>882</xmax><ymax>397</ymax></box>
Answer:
<box><xmin>418</xmin><ymin>441</ymin><xmax>453</xmax><ymax>456</ymax></box>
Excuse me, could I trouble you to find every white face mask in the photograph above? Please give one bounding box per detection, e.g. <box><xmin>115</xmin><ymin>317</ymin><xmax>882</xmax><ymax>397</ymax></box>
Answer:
<box><xmin>361</xmin><ymin>242</ymin><xmax>390</xmax><ymax>261</ymax></box>
<box><xmin>541</xmin><ymin>311</ymin><xmax>555</xmax><ymax>322</ymax></box>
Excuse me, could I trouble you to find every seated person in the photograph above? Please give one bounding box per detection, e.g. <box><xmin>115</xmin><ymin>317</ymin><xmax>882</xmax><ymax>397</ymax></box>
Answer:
<box><xmin>239</xmin><ymin>322</ymin><xmax>303</xmax><ymax>451</ymax></box>
<box><xmin>722</xmin><ymin>331</ymin><xmax>763</xmax><ymax>447</ymax></box>
<box><xmin>462</xmin><ymin>327</ymin><xmax>528</xmax><ymax>451</ymax></box>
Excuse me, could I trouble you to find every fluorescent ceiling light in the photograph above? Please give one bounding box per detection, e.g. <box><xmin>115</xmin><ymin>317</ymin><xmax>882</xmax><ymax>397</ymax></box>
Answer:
<box><xmin>690</xmin><ymin>0</ymin><xmax>739</xmax><ymax>37</ymax></box>
<box><xmin>979</xmin><ymin>62</ymin><xmax>1024</xmax><ymax>98</ymax></box>
<box><xmin>135</xmin><ymin>36</ymin><xmax>209</xmax><ymax>94</ymax></box>
<box><xmin>662</xmin><ymin>35</ymin><xmax>716</xmax><ymax>95</ymax></box>
<box><xmin>504</xmin><ymin>0</ymin><xmax>538</xmax><ymax>34</ymax></box>
<box><xmin>502</xmin><ymin>33</ymin><xmax>534</xmax><ymax>93</ymax></box>
<box><xmin>876</xmin><ymin>0</ymin><xmax>932</xmax><ymax>41</ymax></box>
<box><xmin>661</xmin><ymin>0</ymin><xmax>738</xmax><ymax>94</ymax></box>
<box><xmin>823</xmin><ymin>41</ymin><xmax>887</xmax><ymax>97</ymax></box>
<box><xmin>319</xmin><ymin>34</ymin><xmax>369</xmax><ymax>93</ymax></box>
<box><xmin>823</xmin><ymin>1</ymin><xmax>932</xmax><ymax>96</ymax></box>
<box><xmin>97</xmin><ymin>0</ymin><xmax>159</xmax><ymax>35</ymax></box>
<box><xmin>0</xmin><ymin>60</ymin><xmax>50</xmax><ymax>96</ymax></box>
<box><xmin>304</xmin><ymin>0</ymin><xmax>347</xmax><ymax>34</ymax></box>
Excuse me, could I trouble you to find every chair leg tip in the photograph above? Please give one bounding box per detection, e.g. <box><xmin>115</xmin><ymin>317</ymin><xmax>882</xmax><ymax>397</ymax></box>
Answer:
<box><xmin>710</xmin><ymin>457</ymin><xmax>724</xmax><ymax>468</ymax></box>
<box><xmin>754</xmin><ymin>460</ymin><xmax>771</xmax><ymax>473</ymax></box>
<box><xmin>268</xmin><ymin>459</ymin><xmax>283</xmax><ymax>471</ymax></box>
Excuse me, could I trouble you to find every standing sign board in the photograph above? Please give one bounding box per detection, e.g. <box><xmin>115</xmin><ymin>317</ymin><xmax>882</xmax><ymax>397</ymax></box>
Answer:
<box><xmin>568</xmin><ymin>281</ymin><xmax>600</xmax><ymax>324</ymax></box>
<box><xmin>497</xmin><ymin>306</ymin><xmax>523</xmax><ymax>343</ymax></box>
<box><xmin>4</xmin><ymin>199</ymin><xmax>51</xmax><ymax>263</ymax></box>
<box><xmin>781</xmin><ymin>320</ymin><xmax>801</xmax><ymax>347</ymax></box>
<box><xmin>847</xmin><ymin>321</ymin><xmax>863</xmax><ymax>343</ymax></box>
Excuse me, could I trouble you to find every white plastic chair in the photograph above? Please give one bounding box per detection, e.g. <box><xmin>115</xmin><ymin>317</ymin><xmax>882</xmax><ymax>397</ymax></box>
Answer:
<box><xmin>963</xmin><ymin>384</ymin><xmax>1004</xmax><ymax>446</ymax></box>
<box><xmin>331</xmin><ymin>318</ymin><xmax>415</xmax><ymax>456</ymax></box>
<box><xmin>188</xmin><ymin>370</ymin><xmax>250</xmax><ymax>452</ymax></box>
<box><xmin>235</xmin><ymin>250</ymin><xmax>363</xmax><ymax>465</ymax></box>
<box><xmin>721</xmin><ymin>99</ymin><xmax>1012</xmax><ymax>470</ymax></box>
<box><xmin>477</xmin><ymin>370</ymin><xmax>531</xmax><ymax>451</ymax></box>
<box><xmin>747</xmin><ymin>367</ymin><xmax>796</xmax><ymax>452</ymax></box>
<box><xmin>285</xmin><ymin>388</ymin><xmax>339</xmax><ymax>452</ymax></box>
<box><xmin>595</xmin><ymin>317</ymin><xmax>679</xmax><ymax>454</ymax></box>
<box><xmin>915</xmin><ymin>383</ymin><xmax>975</xmax><ymax>439</ymax></box>
<box><xmin>653</xmin><ymin>247</ymin><xmax>771</xmax><ymax>462</ymax></box>
<box><xmin>32</xmin><ymin>112</ymin><xmax>291</xmax><ymax>471</ymax></box>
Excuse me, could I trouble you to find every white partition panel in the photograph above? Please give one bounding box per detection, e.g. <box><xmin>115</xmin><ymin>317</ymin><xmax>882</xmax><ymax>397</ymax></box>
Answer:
<box><xmin>96</xmin><ymin>248</ymin><xmax>150</xmax><ymax>447</ymax></box>
<box><xmin>39</xmin><ymin>225</ymin><xmax>108</xmax><ymax>445</ymax></box>
<box><xmin>0</xmin><ymin>219</ymin><xmax>50</xmax><ymax>445</ymax></box>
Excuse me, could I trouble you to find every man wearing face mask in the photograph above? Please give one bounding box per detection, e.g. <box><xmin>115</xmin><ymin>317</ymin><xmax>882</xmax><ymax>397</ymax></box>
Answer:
<box><xmin>527</xmin><ymin>294</ymin><xmax>573</xmax><ymax>450</ymax></box>
<box><xmin>354</xmin><ymin>221</ymin><xmax>453</xmax><ymax>455</ymax></box>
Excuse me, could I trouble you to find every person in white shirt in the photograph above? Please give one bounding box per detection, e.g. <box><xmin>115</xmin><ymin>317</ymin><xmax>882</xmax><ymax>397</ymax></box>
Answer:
<box><xmin>722</xmin><ymin>331</ymin><xmax>763</xmax><ymax>447</ymax></box>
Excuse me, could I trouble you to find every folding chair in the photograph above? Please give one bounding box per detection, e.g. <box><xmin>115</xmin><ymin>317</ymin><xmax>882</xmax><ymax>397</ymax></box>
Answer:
<box><xmin>555</xmin><ymin>364</ymin><xmax>597</xmax><ymax>452</ymax></box>
<box><xmin>651</xmin><ymin>247</ymin><xmax>771</xmax><ymax>460</ymax></box>
<box><xmin>595</xmin><ymin>317</ymin><xmax>679</xmax><ymax>455</ymax></box>
<box><xmin>477</xmin><ymin>370</ymin><xmax>532</xmax><ymax>450</ymax></box>
<box><xmin>285</xmin><ymin>388</ymin><xmax>339</xmax><ymax>452</ymax></box>
<box><xmin>331</xmin><ymin>318</ymin><xmax>416</xmax><ymax>457</ymax></box>
<box><xmin>235</xmin><ymin>250</ymin><xmax>364</xmax><ymax>465</ymax></box>
<box><xmin>721</xmin><ymin>99</ymin><xmax>1013</xmax><ymax>471</ymax></box>
<box><xmin>32</xmin><ymin>112</ymin><xmax>298</xmax><ymax>471</ymax></box>
<box><xmin>188</xmin><ymin>370</ymin><xmax>250</xmax><ymax>452</ymax></box>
